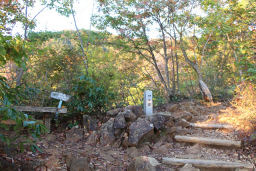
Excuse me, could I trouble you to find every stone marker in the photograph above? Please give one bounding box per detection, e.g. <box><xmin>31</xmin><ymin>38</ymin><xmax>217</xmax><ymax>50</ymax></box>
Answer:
<box><xmin>144</xmin><ymin>90</ymin><xmax>153</xmax><ymax>116</ymax></box>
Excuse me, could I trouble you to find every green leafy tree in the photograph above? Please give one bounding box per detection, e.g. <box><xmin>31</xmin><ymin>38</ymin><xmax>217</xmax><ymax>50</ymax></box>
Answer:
<box><xmin>93</xmin><ymin>0</ymin><xmax>213</xmax><ymax>101</ymax></box>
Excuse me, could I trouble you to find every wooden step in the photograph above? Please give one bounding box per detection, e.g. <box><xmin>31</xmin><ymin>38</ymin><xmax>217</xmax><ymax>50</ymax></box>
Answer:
<box><xmin>174</xmin><ymin>135</ymin><xmax>241</xmax><ymax>147</ymax></box>
<box><xmin>162</xmin><ymin>158</ymin><xmax>254</xmax><ymax>170</ymax></box>
<box><xmin>182</xmin><ymin>119</ymin><xmax>233</xmax><ymax>129</ymax></box>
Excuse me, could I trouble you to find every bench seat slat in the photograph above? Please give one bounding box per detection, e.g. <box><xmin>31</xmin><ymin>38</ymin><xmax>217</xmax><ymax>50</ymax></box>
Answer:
<box><xmin>14</xmin><ymin>106</ymin><xmax>67</xmax><ymax>113</ymax></box>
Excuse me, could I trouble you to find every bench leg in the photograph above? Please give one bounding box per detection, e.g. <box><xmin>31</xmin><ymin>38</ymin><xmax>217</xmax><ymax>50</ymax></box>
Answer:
<box><xmin>44</xmin><ymin>116</ymin><xmax>51</xmax><ymax>133</ymax></box>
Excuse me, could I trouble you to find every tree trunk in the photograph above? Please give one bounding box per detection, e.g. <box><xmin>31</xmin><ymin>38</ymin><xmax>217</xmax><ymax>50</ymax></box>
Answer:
<box><xmin>70</xmin><ymin>2</ymin><xmax>89</xmax><ymax>75</ymax></box>
<box><xmin>16</xmin><ymin>2</ymin><xmax>47</xmax><ymax>86</ymax></box>
<box><xmin>180</xmin><ymin>40</ymin><xmax>213</xmax><ymax>102</ymax></box>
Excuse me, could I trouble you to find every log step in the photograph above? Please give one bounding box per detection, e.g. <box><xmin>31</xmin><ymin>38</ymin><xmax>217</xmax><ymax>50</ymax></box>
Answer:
<box><xmin>174</xmin><ymin>135</ymin><xmax>241</xmax><ymax>147</ymax></box>
<box><xmin>162</xmin><ymin>158</ymin><xmax>254</xmax><ymax>170</ymax></box>
<box><xmin>182</xmin><ymin>119</ymin><xmax>233</xmax><ymax>129</ymax></box>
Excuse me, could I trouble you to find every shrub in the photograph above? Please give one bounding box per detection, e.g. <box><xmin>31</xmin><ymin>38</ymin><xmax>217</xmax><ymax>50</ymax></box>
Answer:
<box><xmin>0</xmin><ymin>76</ymin><xmax>47</xmax><ymax>152</ymax></box>
<box><xmin>68</xmin><ymin>75</ymin><xmax>113</xmax><ymax>116</ymax></box>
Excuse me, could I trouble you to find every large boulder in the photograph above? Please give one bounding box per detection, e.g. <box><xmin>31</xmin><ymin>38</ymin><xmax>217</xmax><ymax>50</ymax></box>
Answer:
<box><xmin>122</xmin><ymin>109</ymin><xmax>137</xmax><ymax>122</ymax></box>
<box><xmin>113</xmin><ymin>113</ymin><xmax>126</xmax><ymax>129</ymax></box>
<box><xmin>86</xmin><ymin>131</ymin><xmax>99</xmax><ymax>145</ymax></box>
<box><xmin>65</xmin><ymin>127</ymin><xmax>83</xmax><ymax>144</ymax></box>
<box><xmin>106</xmin><ymin>108</ymin><xmax>123</xmax><ymax>117</ymax></box>
<box><xmin>99</xmin><ymin>118</ymin><xmax>116</xmax><ymax>146</ymax></box>
<box><xmin>128</xmin><ymin>118</ymin><xmax>154</xmax><ymax>146</ymax></box>
<box><xmin>128</xmin><ymin>156</ymin><xmax>161</xmax><ymax>171</ymax></box>
<box><xmin>83</xmin><ymin>115</ymin><xmax>98</xmax><ymax>131</ymax></box>
<box><xmin>125</xmin><ymin>105</ymin><xmax>144</xmax><ymax>117</ymax></box>
<box><xmin>148</xmin><ymin>115</ymin><xmax>168</xmax><ymax>130</ymax></box>
<box><xmin>127</xmin><ymin>147</ymin><xmax>139</xmax><ymax>158</ymax></box>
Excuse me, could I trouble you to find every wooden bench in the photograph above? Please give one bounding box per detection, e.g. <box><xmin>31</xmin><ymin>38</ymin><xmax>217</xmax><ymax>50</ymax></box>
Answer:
<box><xmin>14</xmin><ymin>92</ymin><xmax>70</xmax><ymax>132</ymax></box>
<box><xmin>14</xmin><ymin>106</ymin><xmax>68</xmax><ymax>131</ymax></box>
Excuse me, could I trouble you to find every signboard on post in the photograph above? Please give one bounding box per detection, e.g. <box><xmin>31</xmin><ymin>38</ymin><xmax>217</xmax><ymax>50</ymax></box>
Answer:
<box><xmin>51</xmin><ymin>92</ymin><xmax>71</xmax><ymax>120</ymax></box>
<box><xmin>50</xmin><ymin>92</ymin><xmax>71</xmax><ymax>102</ymax></box>
<box><xmin>144</xmin><ymin>90</ymin><xmax>153</xmax><ymax>116</ymax></box>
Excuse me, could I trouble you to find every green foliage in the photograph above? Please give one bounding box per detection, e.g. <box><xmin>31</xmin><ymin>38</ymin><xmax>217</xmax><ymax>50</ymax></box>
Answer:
<box><xmin>0</xmin><ymin>75</ymin><xmax>47</xmax><ymax>150</ymax></box>
<box><xmin>68</xmin><ymin>75</ymin><xmax>113</xmax><ymax>115</ymax></box>
<box><xmin>0</xmin><ymin>34</ymin><xmax>26</xmax><ymax>67</ymax></box>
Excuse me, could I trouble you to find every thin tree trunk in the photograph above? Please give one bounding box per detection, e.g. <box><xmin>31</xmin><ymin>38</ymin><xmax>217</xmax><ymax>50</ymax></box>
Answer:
<box><xmin>141</xmin><ymin>22</ymin><xmax>172</xmax><ymax>98</ymax></box>
<box><xmin>70</xmin><ymin>2</ymin><xmax>88</xmax><ymax>75</ymax></box>
<box><xmin>158</xmin><ymin>20</ymin><xmax>171</xmax><ymax>93</ymax></box>
<box><xmin>16</xmin><ymin>3</ymin><xmax>47</xmax><ymax>87</ymax></box>
<box><xmin>170</xmin><ymin>40</ymin><xmax>176</xmax><ymax>94</ymax></box>
<box><xmin>15</xmin><ymin>0</ymin><xmax>28</xmax><ymax>86</ymax></box>
<box><xmin>180</xmin><ymin>39</ymin><xmax>213</xmax><ymax>102</ymax></box>
<box><xmin>173</xmin><ymin>24</ymin><xmax>179</xmax><ymax>92</ymax></box>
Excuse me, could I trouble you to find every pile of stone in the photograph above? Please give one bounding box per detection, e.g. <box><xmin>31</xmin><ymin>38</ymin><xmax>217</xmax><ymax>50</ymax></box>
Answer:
<box><xmin>86</xmin><ymin>104</ymin><xmax>193</xmax><ymax>148</ymax></box>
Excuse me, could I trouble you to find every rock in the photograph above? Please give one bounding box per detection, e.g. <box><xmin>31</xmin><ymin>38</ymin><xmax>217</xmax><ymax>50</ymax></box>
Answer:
<box><xmin>64</xmin><ymin>152</ymin><xmax>73</xmax><ymax>169</ymax></box>
<box><xmin>181</xmin><ymin>111</ymin><xmax>193</xmax><ymax>121</ymax></box>
<box><xmin>65</xmin><ymin>128</ymin><xmax>83</xmax><ymax>144</ymax></box>
<box><xmin>45</xmin><ymin>134</ymin><xmax>56</xmax><ymax>142</ymax></box>
<box><xmin>45</xmin><ymin>156</ymin><xmax>59</xmax><ymax>170</ymax></box>
<box><xmin>139</xmin><ymin>144</ymin><xmax>152</xmax><ymax>154</ymax></box>
<box><xmin>166</xmin><ymin>118</ymin><xmax>175</xmax><ymax>128</ymax></box>
<box><xmin>122</xmin><ymin>132</ymin><xmax>129</xmax><ymax>148</ymax></box>
<box><xmin>165</xmin><ymin>127</ymin><xmax>176</xmax><ymax>135</ymax></box>
<box><xmin>178</xmin><ymin>164</ymin><xmax>199</xmax><ymax>171</ymax></box>
<box><xmin>83</xmin><ymin>115</ymin><xmax>98</xmax><ymax>131</ymax></box>
<box><xmin>128</xmin><ymin>156</ymin><xmax>161</xmax><ymax>171</ymax></box>
<box><xmin>122</xmin><ymin>109</ymin><xmax>137</xmax><ymax>122</ymax></box>
<box><xmin>125</xmin><ymin>105</ymin><xmax>144</xmax><ymax>117</ymax></box>
<box><xmin>128</xmin><ymin>118</ymin><xmax>154</xmax><ymax>146</ymax></box>
<box><xmin>176</xmin><ymin>119</ymin><xmax>190</xmax><ymax>128</ymax></box>
<box><xmin>166</xmin><ymin>104</ymin><xmax>179</xmax><ymax>112</ymax></box>
<box><xmin>185</xmin><ymin>144</ymin><xmax>201</xmax><ymax>154</ymax></box>
<box><xmin>114</xmin><ymin>113</ymin><xmax>126</xmax><ymax>129</ymax></box>
<box><xmin>172</xmin><ymin>111</ymin><xmax>193</xmax><ymax>121</ymax></box>
<box><xmin>175</xmin><ymin>126</ymin><xmax>191</xmax><ymax>135</ymax></box>
<box><xmin>127</xmin><ymin>147</ymin><xmax>139</xmax><ymax>158</ymax></box>
<box><xmin>86</xmin><ymin>131</ymin><xmax>99</xmax><ymax>145</ymax></box>
<box><xmin>99</xmin><ymin>118</ymin><xmax>116</xmax><ymax>146</ymax></box>
<box><xmin>114</xmin><ymin>128</ymin><xmax>123</xmax><ymax>137</ymax></box>
<box><xmin>70</xmin><ymin>157</ymin><xmax>91</xmax><ymax>171</ymax></box>
<box><xmin>100</xmin><ymin>151</ymin><xmax>115</xmax><ymax>162</ymax></box>
<box><xmin>106</xmin><ymin>108</ymin><xmax>123</xmax><ymax>116</ymax></box>
<box><xmin>149</xmin><ymin>115</ymin><xmax>167</xmax><ymax>130</ymax></box>
<box><xmin>153</xmin><ymin>141</ymin><xmax>163</xmax><ymax>149</ymax></box>
<box><xmin>152</xmin><ymin>143</ymin><xmax>172</xmax><ymax>154</ymax></box>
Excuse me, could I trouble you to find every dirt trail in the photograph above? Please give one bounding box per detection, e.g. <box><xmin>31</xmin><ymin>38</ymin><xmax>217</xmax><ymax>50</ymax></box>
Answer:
<box><xmin>0</xmin><ymin>101</ymin><xmax>255</xmax><ymax>170</ymax></box>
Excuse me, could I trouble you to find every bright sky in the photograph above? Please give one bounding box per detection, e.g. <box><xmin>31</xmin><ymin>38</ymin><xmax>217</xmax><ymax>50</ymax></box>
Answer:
<box><xmin>13</xmin><ymin>0</ymin><xmax>96</xmax><ymax>35</ymax></box>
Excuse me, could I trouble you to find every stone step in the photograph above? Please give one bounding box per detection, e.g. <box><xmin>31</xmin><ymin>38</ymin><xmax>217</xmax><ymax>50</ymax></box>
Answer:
<box><xmin>162</xmin><ymin>157</ymin><xmax>254</xmax><ymax>170</ymax></box>
<box><xmin>174</xmin><ymin>135</ymin><xmax>241</xmax><ymax>147</ymax></box>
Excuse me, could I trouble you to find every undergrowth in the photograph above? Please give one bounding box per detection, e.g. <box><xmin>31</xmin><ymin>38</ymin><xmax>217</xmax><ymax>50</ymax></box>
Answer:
<box><xmin>218</xmin><ymin>82</ymin><xmax>256</xmax><ymax>133</ymax></box>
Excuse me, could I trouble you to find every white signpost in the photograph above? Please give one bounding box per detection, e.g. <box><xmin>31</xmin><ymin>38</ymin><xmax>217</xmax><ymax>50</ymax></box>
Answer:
<box><xmin>51</xmin><ymin>92</ymin><xmax>71</xmax><ymax>102</ymax></box>
<box><xmin>144</xmin><ymin>90</ymin><xmax>153</xmax><ymax>116</ymax></box>
<box><xmin>51</xmin><ymin>92</ymin><xmax>71</xmax><ymax>119</ymax></box>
